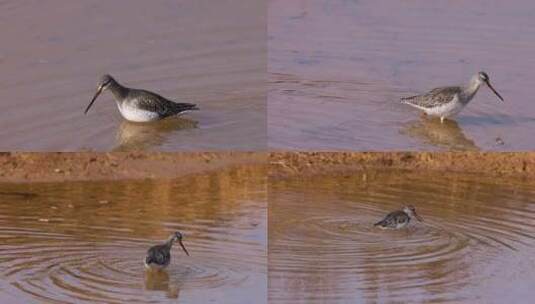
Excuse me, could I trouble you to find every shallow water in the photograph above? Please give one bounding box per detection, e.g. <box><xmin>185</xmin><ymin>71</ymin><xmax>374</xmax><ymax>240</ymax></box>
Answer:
<box><xmin>269</xmin><ymin>0</ymin><xmax>535</xmax><ymax>150</ymax></box>
<box><xmin>269</xmin><ymin>170</ymin><xmax>535</xmax><ymax>303</ymax></box>
<box><xmin>0</xmin><ymin>165</ymin><xmax>267</xmax><ymax>303</ymax></box>
<box><xmin>0</xmin><ymin>0</ymin><xmax>265</xmax><ymax>151</ymax></box>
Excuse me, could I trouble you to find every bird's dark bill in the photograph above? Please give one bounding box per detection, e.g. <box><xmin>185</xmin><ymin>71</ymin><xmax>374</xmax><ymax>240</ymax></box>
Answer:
<box><xmin>179</xmin><ymin>240</ymin><xmax>190</xmax><ymax>256</ymax></box>
<box><xmin>84</xmin><ymin>87</ymin><xmax>103</xmax><ymax>114</ymax></box>
<box><xmin>486</xmin><ymin>81</ymin><xmax>504</xmax><ymax>102</ymax></box>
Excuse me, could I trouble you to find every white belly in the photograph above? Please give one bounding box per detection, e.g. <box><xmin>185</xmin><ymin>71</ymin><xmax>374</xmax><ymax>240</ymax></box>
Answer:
<box><xmin>395</xmin><ymin>221</ymin><xmax>409</xmax><ymax>229</ymax></box>
<box><xmin>117</xmin><ymin>102</ymin><xmax>161</xmax><ymax>122</ymax></box>
<box><xmin>425</xmin><ymin>97</ymin><xmax>466</xmax><ymax>119</ymax></box>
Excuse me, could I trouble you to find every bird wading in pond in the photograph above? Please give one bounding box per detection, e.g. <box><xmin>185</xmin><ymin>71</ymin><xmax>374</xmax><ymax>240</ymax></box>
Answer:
<box><xmin>374</xmin><ymin>205</ymin><xmax>424</xmax><ymax>229</ymax></box>
<box><xmin>85</xmin><ymin>74</ymin><xmax>198</xmax><ymax>122</ymax></box>
<box><xmin>145</xmin><ymin>231</ymin><xmax>190</xmax><ymax>271</ymax></box>
<box><xmin>401</xmin><ymin>71</ymin><xmax>504</xmax><ymax>123</ymax></box>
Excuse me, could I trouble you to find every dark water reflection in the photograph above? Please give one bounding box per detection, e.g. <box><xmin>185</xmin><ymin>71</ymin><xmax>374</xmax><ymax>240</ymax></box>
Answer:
<box><xmin>401</xmin><ymin>118</ymin><xmax>479</xmax><ymax>151</ymax></box>
<box><xmin>113</xmin><ymin>118</ymin><xmax>199</xmax><ymax>151</ymax></box>
<box><xmin>0</xmin><ymin>165</ymin><xmax>267</xmax><ymax>303</ymax></box>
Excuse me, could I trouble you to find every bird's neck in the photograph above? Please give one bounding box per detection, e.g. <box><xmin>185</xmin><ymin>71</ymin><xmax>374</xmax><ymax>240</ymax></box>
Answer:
<box><xmin>165</xmin><ymin>236</ymin><xmax>176</xmax><ymax>249</ymax></box>
<box><xmin>461</xmin><ymin>76</ymin><xmax>482</xmax><ymax>102</ymax></box>
<box><xmin>108</xmin><ymin>80</ymin><xmax>128</xmax><ymax>101</ymax></box>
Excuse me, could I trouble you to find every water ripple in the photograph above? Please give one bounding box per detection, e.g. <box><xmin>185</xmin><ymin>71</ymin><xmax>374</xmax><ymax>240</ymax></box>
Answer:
<box><xmin>269</xmin><ymin>170</ymin><xmax>535</xmax><ymax>303</ymax></box>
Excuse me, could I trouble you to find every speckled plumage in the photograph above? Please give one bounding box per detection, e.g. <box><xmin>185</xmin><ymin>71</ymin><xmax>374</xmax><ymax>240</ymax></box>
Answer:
<box><xmin>124</xmin><ymin>89</ymin><xmax>197</xmax><ymax>116</ymax></box>
<box><xmin>144</xmin><ymin>231</ymin><xmax>189</xmax><ymax>271</ymax></box>
<box><xmin>374</xmin><ymin>210</ymin><xmax>411</xmax><ymax>229</ymax></box>
<box><xmin>85</xmin><ymin>74</ymin><xmax>198</xmax><ymax>122</ymax></box>
<box><xmin>374</xmin><ymin>206</ymin><xmax>423</xmax><ymax>229</ymax></box>
<box><xmin>145</xmin><ymin>243</ymin><xmax>172</xmax><ymax>269</ymax></box>
<box><xmin>402</xmin><ymin>86</ymin><xmax>462</xmax><ymax>109</ymax></box>
<box><xmin>401</xmin><ymin>72</ymin><xmax>503</xmax><ymax>123</ymax></box>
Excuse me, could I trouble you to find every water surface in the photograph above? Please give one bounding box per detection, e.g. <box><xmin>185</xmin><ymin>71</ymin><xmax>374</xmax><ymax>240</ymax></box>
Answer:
<box><xmin>269</xmin><ymin>170</ymin><xmax>535</xmax><ymax>303</ymax></box>
<box><xmin>269</xmin><ymin>0</ymin><xmax>535</xmax><ymax>150</ymax></box>
<box><xmin>0</xmin><ymin>165</ymin><xmax>267</xmax><ymax>303</ymax></box>
<box><xmin>0</xmin><ymin>0</ymin><xmax>265</xmax><ymax>151</ymax></box>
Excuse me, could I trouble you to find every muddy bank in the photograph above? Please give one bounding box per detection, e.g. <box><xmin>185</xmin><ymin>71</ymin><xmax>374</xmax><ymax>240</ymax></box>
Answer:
<box><xmin>0</xmin><ymin>152</ymin><xmax>266</xmax><ymax>183</ymax></box>
<box><xmin>2</xmin><ymin>152</ymin><xmax>534</xmax><ymax>183</ymax></box>
<box><xmin>270</xmin><ymin>152</ymin><xmax>535</xmax><ymax>179</ymax></box>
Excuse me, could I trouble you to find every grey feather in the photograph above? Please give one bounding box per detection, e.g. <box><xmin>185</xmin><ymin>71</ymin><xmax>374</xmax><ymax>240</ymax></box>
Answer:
<box><xmin>374</xmin><ymin>210</ymin><xmax>410</xmax><ymax>228</ymax></box>
<box><xmin>401</xmin><ymin>86</ymin><xmax>461</xmax><ymax>108</ymax></box>
<box><xmin>146</xmin><ymin>244</ymin><xmax>171</xmax><ymax>267</ymax></box>
<box><xmin>128</xmin><ymin>89</ymin><xmax>199</xmax><ymax>117</ymax></box>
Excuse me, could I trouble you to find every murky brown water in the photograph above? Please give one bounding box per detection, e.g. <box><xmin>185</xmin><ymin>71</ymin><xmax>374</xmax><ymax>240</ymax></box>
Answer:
<box><xmin>269</xmin><ymin>170</ymin><xmax>535</xmax><ymax>303</ymax></box>
<box><xmin>269</xmin><ymin>0</ymin><xmax>535</xmax><ymax>151</ymax></box>
<box><xmin>0</xmin><ymin>165</ymin><xmax>267</xmax><ymax>303</ymax></box>
<box><xmin>0</xmin><ymin>0</ymin><xmax>265</xmax><ymax>151</ymax></box>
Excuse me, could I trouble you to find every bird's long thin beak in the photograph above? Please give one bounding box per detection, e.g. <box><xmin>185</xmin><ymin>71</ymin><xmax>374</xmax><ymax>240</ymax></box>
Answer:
<box><xmin>486</xmin><ymin>80</ymin><xmax>504</xmax><ymax>102</ymax></box>
<box><xmin>415</xmin><ymin>213</ymin><xmax>424</xmax><ymax>222</ymax></box>
<box><xmin>84</xmin><ymin>85</ymin><xmax>103</xmax><ymax>114</ymax></box>
<box><xmin>178</xmin><ymin>240</ymin><xmax>190</xmax><ymax>256</ymax></box>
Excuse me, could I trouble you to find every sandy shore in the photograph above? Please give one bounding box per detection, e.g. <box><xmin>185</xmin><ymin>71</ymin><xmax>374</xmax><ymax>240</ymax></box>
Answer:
<box><xmin>269</xmin><ymin>152</ymin><xmax>535</xmax><ymax>179</ymax></box>
<box><xmin>1</xmin><ymin>152</ymin><xmax>534</xmax><ymax>183</ymax></box>
<box><xmin>0</xmin><ymin>152</ymin><xmax>266</xmax><ymax>183</ymax></box>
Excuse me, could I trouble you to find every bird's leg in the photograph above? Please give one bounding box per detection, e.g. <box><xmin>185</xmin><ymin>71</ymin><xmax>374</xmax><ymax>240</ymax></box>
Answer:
<box><xmin>440</xmin><ymin>116</ymin><xmax>445</xmax><ymax>124</ymax></box>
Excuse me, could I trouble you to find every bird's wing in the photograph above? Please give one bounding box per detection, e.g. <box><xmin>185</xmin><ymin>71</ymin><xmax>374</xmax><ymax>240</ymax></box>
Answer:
<box><xmin>131</xmin><ymin>90</ymin><xmax>198</xmax><ymax>117</ymax></box>
<box><xmin>375</xmin><ymin>210</ymin><xmax>402</xmax><ymax>226</ymax></box>
<box><xmin>130</xmin><ymin>90</ymin><xmax>170</xmax><ymax>113</ymax></box>
<box><xmin>146</xmin><ymin>245</ymin><xmax>170</xmax><ymax>265</ymax></box>
<box><xmin>375</xmin><ymin>211</ymin><xmax>396</xmax><ymax>226</ymax></box>
<box><xmin>402</xmin><ymin>86</ymin><xmax>461</xmax><ymax>108</ymax></box>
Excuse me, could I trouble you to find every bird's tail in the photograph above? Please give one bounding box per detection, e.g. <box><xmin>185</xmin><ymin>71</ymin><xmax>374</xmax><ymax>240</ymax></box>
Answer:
<box><xmin>176</xmin><ymin>102</ymin><xmax>199</xmax><ymax>112</ymax></box>
<box><xmin>373</xmin><ymin>220</ymin><xmax>384</xmax><ymax>227</ymax></box>
<box><xmin>400</xmin><ymin>95</ymin><xmax>418</xmax><ymax>103</ymax></box>
<box><xmin>168</xmin><ymin>102</ymin><xmax>199</xmax><ymax>116</ymax></box>
<box><xmin>400</xmin><ymin>95</ymin><xmax>420</xmax><ymax>103</ymax></box>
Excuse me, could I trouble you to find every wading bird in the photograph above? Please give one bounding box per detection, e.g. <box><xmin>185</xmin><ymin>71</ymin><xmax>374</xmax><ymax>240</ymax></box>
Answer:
<box><xmin>145</xmin><ymin>231</ymin><xmax>190</xmax><ymax>271</ymax></box>
<box><xmin>401</xmin><ymin>72</ymin><xmax>504</xmax><ymax>123</ymax></box>
<box><xmin>85</xmin><ymin>74</ymin><xmax>198</xmax><ymax>122</ymax></box>
<box><xmin>374</xmin><ymin>205</ymin><xmax>423</xmax><ymax>229</ymax></box>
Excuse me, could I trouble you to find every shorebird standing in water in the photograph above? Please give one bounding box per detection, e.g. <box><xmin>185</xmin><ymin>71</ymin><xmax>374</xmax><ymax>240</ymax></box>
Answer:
<box><xmin>145</xmin><ymin>231</ymin><xmax>190</xmax><ymax>271</ymax></box>
<box><xmin>401</xmin><ymin>71</ymin><xmax>504</xmax><ymax>123</ymax></box>
<box><xmin>374</xmin><ymin>205</ymin><xmax>423</xmax><ymax>229</ymax></box>
<box><xmin>85</xmin><ymin>74</ymin><xmax>198</xmax><ymax>122</ymax></box>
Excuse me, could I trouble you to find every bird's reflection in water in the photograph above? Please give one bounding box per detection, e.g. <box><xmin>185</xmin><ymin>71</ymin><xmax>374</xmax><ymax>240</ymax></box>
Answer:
<box><xmin>144</xmin><ymin>270</ymin><xmax>181</xmax><ymax>299</ymax></box>
<box><xmin>114</xmin><ymin>118</ymin><xmax>198</xmax><ymax>151</ymax></box>
<box><xmin>401</xmin><ymin>117</ymin><xmax>480</xmax><ymax>151</ymax></box>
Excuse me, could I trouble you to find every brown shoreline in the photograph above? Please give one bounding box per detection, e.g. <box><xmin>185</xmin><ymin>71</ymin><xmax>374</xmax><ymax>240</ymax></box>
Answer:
<box><xmin>0</xmin><ymin>152</ymin><xmax>267</xmax><ymax>183</ymax></box>
<box><xmin>1</xmin><ymin>152</ymin><xmax>534</xmax><ymax>183</ymax></box>
<box><xmin>269</xmin><ymin>152</ymin><xmax>535</xmax><ymax>179</ymax></box>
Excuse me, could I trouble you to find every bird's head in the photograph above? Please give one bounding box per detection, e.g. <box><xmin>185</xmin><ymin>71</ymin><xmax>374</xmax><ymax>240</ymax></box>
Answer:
<box><xmin>172</xmin><ymin>231</ymin><xmax>190</xmax><ymax>256</ymax></box>
<box><xmin>477</xmin><ymin>71</ymin><xmax>504</xmax><ymax>102</ymax></box>
<box><xmin>403</xmin><ymin>205</ymin><xmax>423</xmax><ymax>222</ymax></box>
<box><xmin>84</xmin><ymin>74</ymin><xmax>116</xmax><ymax>114</ymax></box>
